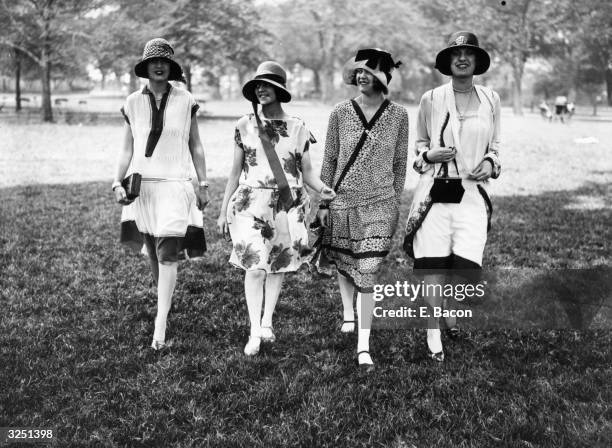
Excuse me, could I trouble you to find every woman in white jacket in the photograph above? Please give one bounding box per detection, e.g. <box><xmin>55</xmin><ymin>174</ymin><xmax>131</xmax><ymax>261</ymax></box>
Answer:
<box><xmin>404</xmin><ymin>31</ymin><xmax>501</xmax><ymax>362</ymax></box>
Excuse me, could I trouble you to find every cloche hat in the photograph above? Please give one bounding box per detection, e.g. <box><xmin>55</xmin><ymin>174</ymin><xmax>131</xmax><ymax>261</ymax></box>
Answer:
<box><xmin>435</xmin><ymin>31</ymin><xmax>490</xmax><ymax>76</ymax></box>
<box><xmin>134</xmin><ymin>38</ymin><xmax>184</xmax><ymax>82</ymax></box>
<box><xmin>242</xmin><ymin>61</ymin><xmax>292</xmax><ymax>103</ymax></box>
<box><xmin>342</xmin><ymin>48</ymin><xmax>401</xmax><ymax>95</ymax></box>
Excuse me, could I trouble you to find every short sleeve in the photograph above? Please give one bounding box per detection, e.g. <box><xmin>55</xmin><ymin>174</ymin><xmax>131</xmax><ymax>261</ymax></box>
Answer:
<box><xmin>291</xmin><ymin>119</ymin><xmax>312</xmax><ymax>154</ymax></box>
<box><xmin>234</xmin><ymin>126</ymin><xmax>244</xmax><ymax>150</ymax></box>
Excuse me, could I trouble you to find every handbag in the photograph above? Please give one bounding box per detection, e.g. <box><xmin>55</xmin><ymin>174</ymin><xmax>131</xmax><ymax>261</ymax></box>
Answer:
<box><xmin>429</xmin><ymin>110</ymin><xmax>464</xmax><ymax>204</ymax></box>
<box><xmin>121</xmin><ymin>173</ymin><xmax>141</xmax><ymax>200</ymax></box>
<box><xmin>430</xmin><ymin>158</ymin><xmax>464</xmax><ymax>204</ymax></box>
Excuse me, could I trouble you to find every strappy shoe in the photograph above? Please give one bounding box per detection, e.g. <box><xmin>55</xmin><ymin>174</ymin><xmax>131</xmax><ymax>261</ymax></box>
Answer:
<box><xmin>259</xmin><ymin>327</ymin><xmax>276</xmax><ymax>343</ymax></box>
<box><xmin>151</xmin><ymin>339</ymin><xmax>167</xmax><ymax>351</ymax></box>
<box><xmin>427</xmin><ymin>328</ymin><xmax>444</xmax><ymax>362</ymax></box>
<box><xmin>428</xmin><ymin>350</ymin><xmax>445</xmax><ymax>362</ymax></box>
<box><xmin>357</xmin><ymin>350</ymin><xmax>374</xmax><ymax>369</ymax></box>
<box><xmin>445</xmin><ymin>326</ymin><xmax>460</xmax><ymax>340</ymax></box>
<box><xmin>340</xmin><ymin>320</ymin><xmax>355</xmax><ymax>333</ymax></box>
<box><xmin>244</xmin><ymin>337</ymin><xmax>261</xmax><ymax>356</ymax></box>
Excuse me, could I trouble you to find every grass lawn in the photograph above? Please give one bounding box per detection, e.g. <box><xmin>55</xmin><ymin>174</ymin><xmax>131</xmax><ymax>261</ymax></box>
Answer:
<box><xmin>1</xmin><ymin>179</ymin><xmax>611</xmax><ymax>447</ymax></box>
<box><xmin>1</xmin><ymin>106</ymin><xmax>611</xmax><ymax>447</ymax></box>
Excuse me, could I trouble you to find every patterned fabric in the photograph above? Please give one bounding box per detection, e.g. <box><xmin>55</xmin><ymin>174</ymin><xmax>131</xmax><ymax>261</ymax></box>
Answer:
<box><xmin>227</xmin><ymin>114</ymin><xmax>314</xmax><ymax>272</ymax></box>
<box><xmin>321</xmin><ymin>100</ymin><xmax>409</xmax><ymax>207</ymax></box>
<box><xmin>134</xmin><ymin>38</ymin><xmax>183</xmax><ymax>81</ymax></box>
<box><xmin>141</xmin><ymin>38</ymin><xmax>175</xmax><ymax>60</ymax></box>
<box><xmin>319</xmin><ymin>99</ymin><xmax>409</xmax><ymax>291</ymax></box>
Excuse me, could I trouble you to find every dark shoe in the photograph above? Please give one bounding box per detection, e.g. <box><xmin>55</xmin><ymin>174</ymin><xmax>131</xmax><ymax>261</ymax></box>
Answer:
<box><xmin>151</xmin><ymin>339</ymin><xmax>167</xmax><ymax>351</ymax></box>
<box><xmin>428</xmin><ymin>350</ymin><xmax>445</xmax><ymax>362</ymax></box>
<box><xmin>445</xmin><ymin>326</ymin><xmax>460</xmax><ymax>340</ymax></box>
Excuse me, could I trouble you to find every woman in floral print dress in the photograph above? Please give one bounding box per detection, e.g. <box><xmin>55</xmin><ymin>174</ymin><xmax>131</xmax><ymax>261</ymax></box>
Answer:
<box><xmin>217</xmin><ymin>61</ymin><xmax>335</xmax><ymax>356</ymax></box>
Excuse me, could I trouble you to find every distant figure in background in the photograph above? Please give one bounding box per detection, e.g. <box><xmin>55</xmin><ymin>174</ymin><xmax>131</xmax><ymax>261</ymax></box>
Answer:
<box><xmin>217</xmin><ymin>61</ymin><xmax>335</xmax><ymax>356</ymax></box>
<box><xmin>112</xmin><ymin>38</ymin><xmax>208</xmax><ymax>350</ymax></box>
<box><xmin>554</xmin><ymin>95</ymin><xmax>569</xmax><ymax>123</ymax></box>
<box><xmin>539</xmin><ymin>99</ymin><xmax>552</xmax><ymax>122</ymax></box>
<box><xmin>567</xmin><ymin>101</ymin><xmax>575</xmax><ymax>119</ymax></box>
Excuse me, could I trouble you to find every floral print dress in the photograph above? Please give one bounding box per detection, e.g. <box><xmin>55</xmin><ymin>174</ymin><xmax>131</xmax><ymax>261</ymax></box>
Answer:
<box><xmin>227</xmin><ymin>113</ymin><xmax>315</xmax><ymax>272</ymax></box>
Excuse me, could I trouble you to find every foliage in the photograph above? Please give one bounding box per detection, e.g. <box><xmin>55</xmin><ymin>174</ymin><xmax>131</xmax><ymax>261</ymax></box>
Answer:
<box><xmin>153</xmin><ymin>0</ymin><xmax>268</xmax><ymax>91</ymax></box>
<box><xmin>0</xmin><ymin>0</ymin><xmax>100</xmax><ymax>120</ymax></box>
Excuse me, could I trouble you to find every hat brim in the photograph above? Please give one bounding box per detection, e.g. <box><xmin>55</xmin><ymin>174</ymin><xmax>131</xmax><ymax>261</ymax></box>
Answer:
<box><xmin>134</xmin><ymin>57</ymin><xmax>184</xmax><ymax>82</ymax></box>
<box><xmin>342</xmin><ymin>59</ymin><xmax>389</xmax><ymax>94</ymax></box>
<box><xmin>435</xmin><ymin>45</ymin><xmax>490</xmax><ymax>76</ymax></box>
<box><xmin>242</xmin><ymin>79</ymin><xmax>291</xmax><ymax>103</ymax></box>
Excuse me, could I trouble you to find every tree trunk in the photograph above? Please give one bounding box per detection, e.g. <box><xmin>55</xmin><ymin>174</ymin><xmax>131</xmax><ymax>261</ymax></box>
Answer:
<box><xmin>606</xmin><ymin>68</ymin><xmax>612</xmax><ymax>107</ymax></box>
<box><xmin>15</xmin><ymin>52</ymin><xmax>22</xmax><ymax>112</ymax></box>
<box><xmin>512</xmin><ymin>65</ymin><xmax>524</xmax><ymax>115</ymax></box>
<box><xmin>129</xmin><ymin>71</ymin><xmax>137</xmax><ymax>92</ymax></box>
<box><xmin>312</xmin><ymin>69</ymin><xmax>321</xmax><ymax>96</ymax></box>
<box><xmin>184</xmin><ymin>64</ymin><xmax>192</xmax><ymax>92</ymax></box>
<box><xmin>41</xmin><ymin>55</ymin><xmax>53</xmax><ymax>122</ymax></box>
<box><xmin>591</xmin><ymin>93</ymin><xmax>598</xmax><ymax>116</ymax></box>
<box><xmin>101</xmin><ymin>72</ymin><xmax>106</xmax><ymax>91</ymax></box>
<box><xmin>320</xmin><ymin>66</ymin><xmax>335</xmax><ymax>103</ymax></box>
<box><xmin>208</xmin><ymin>75</ymin><xmax>222</xmax><ymax>100</ymax></box>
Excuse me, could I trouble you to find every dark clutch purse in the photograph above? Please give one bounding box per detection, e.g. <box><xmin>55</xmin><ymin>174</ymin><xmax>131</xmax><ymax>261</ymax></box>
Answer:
<box><xmin>121</xmin><ymin>173</ymin><xmax>141</xmax><ymax>200</ymax></box>
<box><xmin>430</xmin><ymin>159</ymin><xmax>464</xmax><ymax>204</ymax></box>
<box><xmin>430</xmin><ymin>176</ymin><xmax>464</xmax><ymax>203</ymax></box>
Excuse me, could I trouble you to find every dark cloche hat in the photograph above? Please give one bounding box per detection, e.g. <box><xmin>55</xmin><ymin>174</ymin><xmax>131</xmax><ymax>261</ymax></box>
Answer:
<box><xmin>242</xmin><ymin>61</ymin><xmax>292</xmax><ymax>103</ymax></box>
<box><xmin>342</xmin><ymin>48</ymin><xmax>401</xmax><ymax>94</ymax></box>
<box><xmin>134</xmin><ymin>38</ymin><xmax>184</xmax><ymax>82</ymax></box>
<box><xmin>435</xmin><ymin>31</ymin><xmax>490</xmax><ymax>76</ymax></box>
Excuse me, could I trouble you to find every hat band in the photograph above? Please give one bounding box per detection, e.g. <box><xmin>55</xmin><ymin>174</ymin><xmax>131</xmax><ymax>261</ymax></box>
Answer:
<box><xmin>254</xmin><ymin>74</ymin><xmax>286</xmax><ymax>87</ymax></box>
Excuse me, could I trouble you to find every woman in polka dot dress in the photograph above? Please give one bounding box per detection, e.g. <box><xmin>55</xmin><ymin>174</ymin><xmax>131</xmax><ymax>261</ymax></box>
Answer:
<box><xmin>316</xmin><ymin>49</ymin><xmax>409</xmax><ymax>368</ymax></box>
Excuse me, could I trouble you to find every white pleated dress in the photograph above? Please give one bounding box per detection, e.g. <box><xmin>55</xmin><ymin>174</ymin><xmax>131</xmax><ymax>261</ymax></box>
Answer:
<box><xmin>119</xmin><ymin>84</ymin><xmax>206</xmax><ymax>257</ymax></box>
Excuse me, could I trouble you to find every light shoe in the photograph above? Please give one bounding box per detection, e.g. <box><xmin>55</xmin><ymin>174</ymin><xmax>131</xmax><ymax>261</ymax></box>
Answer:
<box><xmin>427</xmin><ymin>328</ymin><xmax>444</xmax><ymax>362</ymax></box>
<box><xmin>244</xmin><ymin>337</ymin><xmax>261</xmax><ymax>356</ymax></box>
<box><xmin>340</xmin><ymin>320</ymin><xmax>355</xmax><ymax>333</ymax></box>
<box><xmin>357</xmin><ymin>350</ymin><xmax>375</xmax><ymax>370</ymax></box>
<box><xmin>259</xmin><ymin>327</ymin><xmax>276</xmax><ymax>343</ymax></box>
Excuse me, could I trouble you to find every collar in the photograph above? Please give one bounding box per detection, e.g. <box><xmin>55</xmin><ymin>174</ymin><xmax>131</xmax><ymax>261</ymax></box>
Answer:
<box><xmin>141</xmin><ymin>83</ymin><xmax>172</xmax><ymax>96</ymax></box>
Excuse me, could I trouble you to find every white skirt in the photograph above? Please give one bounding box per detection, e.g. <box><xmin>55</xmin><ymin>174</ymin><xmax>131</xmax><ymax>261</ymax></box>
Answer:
<box><xmin>119</xmin><ymin>180</ymin><xmax>206</xmax><ymax>258</ymax></box>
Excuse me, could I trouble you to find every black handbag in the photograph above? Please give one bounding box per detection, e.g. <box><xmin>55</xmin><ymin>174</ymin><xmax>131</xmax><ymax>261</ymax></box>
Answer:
<box><xmin>121</xmin><ymin>173</ymin><xmax>142</xmax><ymax>200</ymax></box>
<box><xmin>430</xmin><ymin>158</ymin><xmax>464</xmax><ymax>204</ymax></box>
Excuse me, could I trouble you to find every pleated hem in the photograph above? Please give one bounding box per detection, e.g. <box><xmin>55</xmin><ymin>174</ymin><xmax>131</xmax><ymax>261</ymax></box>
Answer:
<box><xmin>120</xmin><ymin>220</ymin><xmax>206</xmax><ymax>258</ymax></box>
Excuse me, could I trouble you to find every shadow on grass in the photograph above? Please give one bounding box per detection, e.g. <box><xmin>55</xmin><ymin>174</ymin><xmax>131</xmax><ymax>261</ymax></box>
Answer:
<box><xmin>0</xmin><ymin>179</ymin><xmax>610</xmax><ymax>447</ymax></box>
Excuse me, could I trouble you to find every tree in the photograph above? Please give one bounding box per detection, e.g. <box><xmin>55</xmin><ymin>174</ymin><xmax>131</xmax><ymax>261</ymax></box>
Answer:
<box><xmin>565</xmin><ymin>0</ymin><xmax>612</xmax><ymax>106</ymax></box>
<box><xmin>427</xmin><ymin>0</ymin><xmax>562</xmax><ymax>115</ymax></box>
<box><xmin>266</xmin><ymin>0</ymin><xmax>433</xmax><ymax>101</ymax></box>
<box><xmin>87</xmin><ymin>2</ymin><xmax>156</xmax><ymax>92</ymax></box>
<box><xmin>153</xmin><ymin>0</ymin><xmax>267</xmax><ymax>92</ymax></box>
<box><xmin>0</xmin><ymin>0</ymin><xmax>98</xmax><ymax>121</ymax></box>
